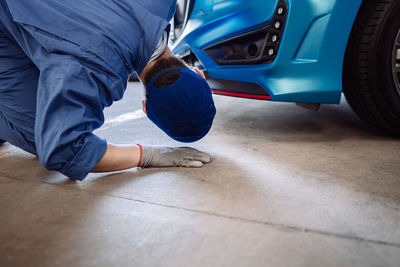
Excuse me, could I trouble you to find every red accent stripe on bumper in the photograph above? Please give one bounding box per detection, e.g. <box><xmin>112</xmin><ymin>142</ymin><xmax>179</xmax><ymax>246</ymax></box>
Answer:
<box><xmin>212</xmin><ymin>90</ymin><xmax>271</xmax><ymax>100</ymax></box>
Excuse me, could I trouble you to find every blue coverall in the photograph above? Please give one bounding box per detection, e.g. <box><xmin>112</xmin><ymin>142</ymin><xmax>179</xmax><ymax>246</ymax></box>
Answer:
<box><xmin>0</xmin><ymin>0</ymin><xmax>176</xmax><ymax>180</ymax></box>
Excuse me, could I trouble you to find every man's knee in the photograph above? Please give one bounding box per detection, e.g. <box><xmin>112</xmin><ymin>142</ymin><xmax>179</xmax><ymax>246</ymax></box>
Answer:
<box><xmin>0</xmin><ymin>112</ymin><xmax>36</xmax><ymax>154</ymax></box>
<box><xmin>0</xmin><ymin>29</ymin><xmax>38</xmax><ymax>154</ymax></box>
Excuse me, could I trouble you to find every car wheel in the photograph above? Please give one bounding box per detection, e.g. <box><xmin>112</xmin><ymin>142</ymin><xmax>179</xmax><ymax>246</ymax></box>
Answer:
<box><xmin>343</xmin><ymin>0</ymin><xmax>400</xmax><ymax>136</ymax></box>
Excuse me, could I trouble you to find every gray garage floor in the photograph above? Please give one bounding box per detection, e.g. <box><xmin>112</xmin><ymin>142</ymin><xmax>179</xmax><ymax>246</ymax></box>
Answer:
<box><xmin>1</xmin><ymin>82</ymin><xmax>400</xmax><ymax>267</ymax></box>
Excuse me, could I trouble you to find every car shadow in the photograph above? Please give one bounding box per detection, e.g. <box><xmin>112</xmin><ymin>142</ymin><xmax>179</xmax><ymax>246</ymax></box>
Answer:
<box><xmin>212</xmin><ymin>95</ymin><xmax>393</xmax><ymax>143</ymax></box>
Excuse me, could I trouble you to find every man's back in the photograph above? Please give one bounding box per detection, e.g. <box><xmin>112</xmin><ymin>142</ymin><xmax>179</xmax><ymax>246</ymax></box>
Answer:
<box><xmin>3</xmin><ymin>0</ymin><xmax>176</xmax><ymax>76</ymax></box>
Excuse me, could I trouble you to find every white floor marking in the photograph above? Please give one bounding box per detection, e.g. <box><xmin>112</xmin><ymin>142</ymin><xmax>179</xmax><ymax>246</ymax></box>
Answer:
<box><xmin>100</xmin><ymin>109</ymin><xmax>146</xmax><ymax>130</ymax></box>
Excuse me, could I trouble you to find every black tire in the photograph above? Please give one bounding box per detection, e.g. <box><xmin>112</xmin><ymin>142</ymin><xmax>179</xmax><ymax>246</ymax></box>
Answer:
<box><xmin>343</xmin><ymin>0</ymin><xmax>400</xmax><ymax>136</ymax></box>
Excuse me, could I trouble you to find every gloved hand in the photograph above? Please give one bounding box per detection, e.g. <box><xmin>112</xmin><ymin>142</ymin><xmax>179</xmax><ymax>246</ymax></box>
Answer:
<box><xmin>139</xmin><ymin>145</ymin><xmax>211</xmax><ymax>168</ymax></box>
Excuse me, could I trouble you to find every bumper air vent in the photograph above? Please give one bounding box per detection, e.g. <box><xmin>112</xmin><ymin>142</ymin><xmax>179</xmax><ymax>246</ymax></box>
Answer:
<box><xmin>204</xmin><ymin>0</ymin><xmax>288</xmax><ymax>65</ymax></box>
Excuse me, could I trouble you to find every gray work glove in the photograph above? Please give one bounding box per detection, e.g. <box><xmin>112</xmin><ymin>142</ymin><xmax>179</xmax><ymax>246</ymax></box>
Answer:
<box><xmin>140</xmin><ymin>146</ymin><xmax>211</xmax><ymax>168</ymax></box>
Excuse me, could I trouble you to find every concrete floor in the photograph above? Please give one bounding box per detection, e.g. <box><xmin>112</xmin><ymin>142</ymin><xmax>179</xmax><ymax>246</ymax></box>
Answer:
<box><xmin>1</xmin><ymin>82</ymin><xmax>400</xmax><ymax>267</ymax></box>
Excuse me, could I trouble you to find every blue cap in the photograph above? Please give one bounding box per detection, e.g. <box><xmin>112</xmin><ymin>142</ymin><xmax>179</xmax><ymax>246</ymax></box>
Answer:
<box><xmin>145</xmin><ymin>67</ymin><xmax>216</xmax><ymax>142</ymax></box>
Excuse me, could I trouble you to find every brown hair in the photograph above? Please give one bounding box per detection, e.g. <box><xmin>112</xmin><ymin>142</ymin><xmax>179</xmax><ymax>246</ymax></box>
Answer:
<box><xmin>142</xmin><ymin>56</ymin><xmax>188</xmax><ymax>88</ymax></box>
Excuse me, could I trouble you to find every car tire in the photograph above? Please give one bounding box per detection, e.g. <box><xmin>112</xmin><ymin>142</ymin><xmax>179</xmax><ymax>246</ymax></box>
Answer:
<box><xmin>343</xmin><ymin>0</ymin><xmax>400</xmax><ymax>136</ymax></box>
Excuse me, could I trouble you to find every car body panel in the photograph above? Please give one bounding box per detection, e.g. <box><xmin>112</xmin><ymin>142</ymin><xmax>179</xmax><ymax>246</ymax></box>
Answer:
<box><xmin>172</xmin><ymin>0</ymin><xmax>363</xmax><ymax>104</ymax></box>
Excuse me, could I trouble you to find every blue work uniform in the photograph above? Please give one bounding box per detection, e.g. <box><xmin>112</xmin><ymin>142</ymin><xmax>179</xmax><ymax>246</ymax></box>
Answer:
<box><xmin>0</xmin><ymin>0</ymin><xmax>176</xmax><ymax>180</ymax></box>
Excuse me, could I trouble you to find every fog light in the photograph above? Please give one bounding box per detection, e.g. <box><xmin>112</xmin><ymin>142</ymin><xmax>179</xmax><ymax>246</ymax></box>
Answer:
<box><xmin>274</xmin><ymin>21</ymin><xmax>281</xmax><ymax>29</ymax></box>
<box><xmin>248</xmin><ymin>43</ymin><xmax>258</xmax><ymax>56</ymax></box>
<box><xmin>272</xmin><ymin>35</ymin><xmax>278</xmax><ymax>42</ymax></box>
<box><xmin>278</xmin><ymin>7</ymin><xmax>284</xmax><ymax>15</ymax></box>
<box><xmin>268</xmin><ymin>48</ymin><xmax>274</xmax><ymax>56</ymax></box>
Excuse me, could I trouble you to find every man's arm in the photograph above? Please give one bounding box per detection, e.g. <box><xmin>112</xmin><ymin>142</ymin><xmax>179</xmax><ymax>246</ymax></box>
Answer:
<box><xmin>92</xmin><ymin>144</ymin><xmax>141</xmax><ymax>172</ymax></box>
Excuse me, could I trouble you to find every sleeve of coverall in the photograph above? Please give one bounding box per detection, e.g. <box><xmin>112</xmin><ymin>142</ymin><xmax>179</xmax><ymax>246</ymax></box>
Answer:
<box><xmin>34</xmin><ymin>54</ymin><xmax>111</xmax><ymax>180</ymax></box>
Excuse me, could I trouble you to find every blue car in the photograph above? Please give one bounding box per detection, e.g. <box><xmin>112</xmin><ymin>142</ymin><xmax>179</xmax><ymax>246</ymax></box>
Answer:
<box><xmin>170</xmin><ymin>0</ymin><xmax>400</xmax><ymax>136</ymax></box>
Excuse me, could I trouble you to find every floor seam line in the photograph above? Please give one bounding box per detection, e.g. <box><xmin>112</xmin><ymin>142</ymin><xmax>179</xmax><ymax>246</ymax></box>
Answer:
<box><xmin>1</xmin><ymin>173</ymin><xmax>400</xmax><ymax>249</ymax></box>
<box><xmin>102</xmin><ymin>192</ymin><xmax>400</xmax><ymax>249</ymax></box>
